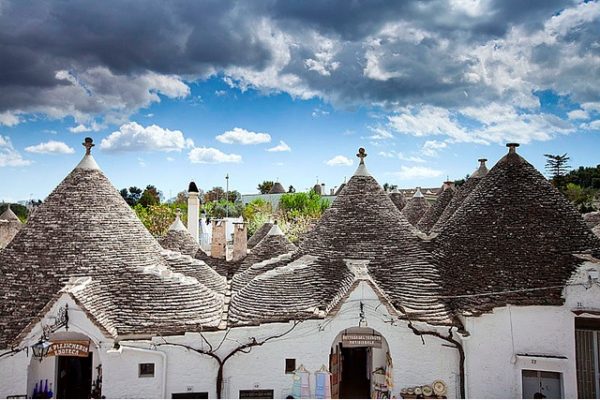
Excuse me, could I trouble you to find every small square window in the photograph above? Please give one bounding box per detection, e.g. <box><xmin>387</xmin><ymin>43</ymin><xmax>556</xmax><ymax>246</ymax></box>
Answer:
<box><xmin>285</xmin><ymin>358</ymin><xmax>296</xmax><ymax>374</ymax></box>
<box><xmin>139</xmin><ymin>363</ymin><xmax>155</xmax><ymax>377</ymax></box>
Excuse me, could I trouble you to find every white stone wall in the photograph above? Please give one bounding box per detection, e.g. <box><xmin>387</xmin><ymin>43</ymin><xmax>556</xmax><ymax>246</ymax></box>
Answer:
<box><xmin>0</xmin><ymin>351</ymin><xmax>29</xmax><ymax>398</ymax></box>
<box><xmin>119</xmin><ymin>281</ymin><xmax>460</xmax><ymax>399</ymax></box>
<box><xmin>14</xmin><ymin>267</ymin><xmax>600</xmax><ymax>399</ymax></box>
<box><xmin>0</xmin><ymin>293</ymin><xmax>112</xmax><ymax>399</ymax></box>
<box><xmin>463</xmin><ymin>261</ymin><xmax>600</xmax><ymax>398</ymax></box>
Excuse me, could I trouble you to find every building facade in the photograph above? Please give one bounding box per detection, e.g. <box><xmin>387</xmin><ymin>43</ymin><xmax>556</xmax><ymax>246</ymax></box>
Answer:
<box><xmin>1</xmin><ymin>141</ymin><xmax>600</xmax><ymax>399</ymax></box>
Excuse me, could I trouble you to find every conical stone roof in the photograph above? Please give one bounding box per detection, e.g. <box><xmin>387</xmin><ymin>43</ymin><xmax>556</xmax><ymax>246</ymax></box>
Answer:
<box><xmin>433</xmin><ymin>144</ymin><xmax>600</xmax><ymax>315</ymax></box>
<box><xmin>416</xmin><ymin>182</ymin><xmax>455</xmax><ymax>234</ymax></box>
<box><xmin>593</xmin><ymin>224</ymin><xmax>600</xmax><ymax>239</ymax></box>
<box><xmin>247</xmin><ymin>221</ymin><xmax>274</xmax><ymax>249</ymax></box>
<box><xmin>159</xmin><ymin>211</ymin><xmax>200</xmax><ymax>256</ymax></box>
<box><xmin>401</xmin><ymin>187</ymin><xmax>430</xmax><ymax>226</ymax></box>
<box><xmin>0</xmin><ymin>140</ymin><xmax>224</xmax><ymax>347</ymax></box>
<box><xmin>229</xmin><ymin>148</ymin><xmax>452</xmax><ymax>326</ymax></box>
<box><xmin>231</xmin><ymin>223</ymin><xmax>297</xmax><ymax>291</ymax></box>
<box><xmin>269</xmin><ymin>182</ymin><xmax>286</xmax><ymax>194</ymax></box>
<box><xmin>389</xmin><ymin>188</ymin><xmax>407</xmax><ymax>211</ymax></box>
<box><xmin>430</xmin><ymin>159</ymin><xmax>488</xmax><ymax>234</ymax></box>
<box><xmin>0</xmin><ymin>205</ymin><xmax>20</xmax><ymax>222</ymax></box>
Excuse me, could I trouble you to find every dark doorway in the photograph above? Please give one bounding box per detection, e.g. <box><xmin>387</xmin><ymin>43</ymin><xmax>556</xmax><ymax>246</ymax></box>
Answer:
<box><xmin>340</xmin><ymin>347</ymin><xmax>370</xmax><ymax>399</ymax></box>
<box><xmin>56</xmin><ymin>354</ymin><xmax>93</xmax><ymax>399</ymax></box>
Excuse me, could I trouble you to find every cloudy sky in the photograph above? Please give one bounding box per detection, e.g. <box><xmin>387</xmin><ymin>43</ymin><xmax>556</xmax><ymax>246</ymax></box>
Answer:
<box><xmin>1</xmin><ymin>0</ymin><xmax>599</xmax><ymax>201</ymax></box>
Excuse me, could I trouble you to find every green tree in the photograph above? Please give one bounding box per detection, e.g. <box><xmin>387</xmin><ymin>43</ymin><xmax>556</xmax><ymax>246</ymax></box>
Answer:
<box><xmin>134</xmin><ymin>203</ymin><xmax>180</xmax><ymax>236</ymax></box>
<box><xmin>544</xmin><ymin>153</ymin><xmax>571</xmax><ymax>189</ymax></box>
<box><xmin>279</xmin><ymin>190</ymin><xmax>330</xmax><ymax>219</ymax></box>
<box><xmin>564</xmin><ymin>164</ymin><xmax>600</xmax><ymax>189</ymax></box>
<box><xmin>204</xmin><ymin>187</ymin><xmax>225</xmax><ymax>203</ymax></box>
<box><xmin>257</xmin><ymin>180</ymin><xmax>274</xmax><ymax>194</ymax></box>
<box><xmin>242</xmin><ymin>199</ymin><xmax>273</xmax><ymax>237</ymax></box>
<box><xmin>288</xmin><ymin>185</ymin><xmax>296</xmax><ymax>193</ymax></box>
<box><xmin>120</xmin><ymin>186</ymin><xmax>143</xmax><ymax>206</ymax></box>
<box><xmin>564</xmin><ymin>183</ymin><xmax>597</xmax><ymax>213</ymax></box>
<box><xmin>383</xmin><ymin>183</ymin><xmax>398</xmax><ymax>191</ymax></box>
<box><xmin>139</xmin><ymin>185</ymin><xmax>161</xmax><ymax>208</ymax></box>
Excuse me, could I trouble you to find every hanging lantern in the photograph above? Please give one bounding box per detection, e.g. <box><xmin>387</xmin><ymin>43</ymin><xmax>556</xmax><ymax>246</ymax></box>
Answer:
<box><xmin>31</xmin><ymin>339</ymin><xmax>52</xmax><ymax>360</ymax></box>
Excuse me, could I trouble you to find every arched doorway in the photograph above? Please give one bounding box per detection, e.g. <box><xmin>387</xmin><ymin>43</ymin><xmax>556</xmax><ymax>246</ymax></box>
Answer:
<box><xmin>27</xmin><ymin>331</ymin><xmax>99</xmax><ymax>399</ymax></box>
<box><xmin>329</xmin><ymin>327</ymin><xmax>392</xmax><ymax>399</ymax></box>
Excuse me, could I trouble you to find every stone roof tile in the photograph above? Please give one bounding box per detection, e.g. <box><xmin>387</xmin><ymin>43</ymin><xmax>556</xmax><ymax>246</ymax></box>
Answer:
<box><xmin>430</xmin><ymin>159</ymin><xmax>488</xmax><ymax>234</ymax></box>
<box><xmin>416</xmin><ymin>182</ymin><xmax>455</xmax><ymax>234</ymax></box>
<box><xmin>433</xmin><ymin>144</ymin><xmax>600</xmax><ymax>316</ymax></box>
<box><xmin>229</xmin><ymin>149</ymin><xmax>453</xmax><ymax>326</ymax></box>
<box><xmin>401</xmin><ymin>187</ymin><xmax>430</xmax><ymax>226</ymax></box>
<box><xmin>0</xmin><ymin>144</ymin><xmax>224</xmax><ymax>347</ymax></box>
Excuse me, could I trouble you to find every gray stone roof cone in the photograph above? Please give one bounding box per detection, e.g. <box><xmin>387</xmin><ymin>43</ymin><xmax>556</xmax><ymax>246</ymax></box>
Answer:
<box><xmin>430</xmin><ymin>158</ymin><xmax>489</xmax><ymax>233</ymax></box>
<box><xmin>247</xmin><ymin>220</ymin><xmax>274</xmax><ymax>249</ymax></box>
<box><xmin>401</xmin><ymin>187</ymin><xmax>431</xmax><ymax>226</ymax></box>
<box><xmin>159</xmin><ymin>208</ymin><xmax>200</xmax><ymax>256</ymax></box>
<box><xmin>0</xmin><ymin>138</ymin><xmax>225</xmax><ymax>348</ymax></box>
<box><xmin>269</xmin><ymin>181</ymin><xmax>286</xmax><ymax>194</ymax></box>
<box><xmin>0</xmin><ymin>204</ymin><xmax>21</xmax><ymax>222</ymax></box>
<box><xmin>389</xmin><ymin>187</ymin><xmax>407</xmax><ymax>212</ymax></box>
<box><xmin>232</xmin><ymin>221</ymin><xmax>297</xmax><ymax>291</ymax></box>
<box><xmin>417</xmin><ymin>181</ymin><xmax>455</xmax><ymax>234</ymax></box>
<box><xmin>432</xmin><ymin>143</ymin><xmax>600</xmax><ymax>316</ymax></box>
<box><xmin>229</xmin><ymin>148</ymin><xmax>453</xmax><ymax>326</ymax></box>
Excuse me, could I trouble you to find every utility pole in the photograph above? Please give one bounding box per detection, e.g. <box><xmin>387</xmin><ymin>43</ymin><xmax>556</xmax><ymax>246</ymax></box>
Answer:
<box><xmin>225</xmin><ymin>173</ymin><xmax>229</xmax><ymax>218</ymax></box>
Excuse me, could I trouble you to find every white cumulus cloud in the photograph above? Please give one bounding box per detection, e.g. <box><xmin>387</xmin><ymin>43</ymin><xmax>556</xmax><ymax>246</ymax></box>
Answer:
<box><xmin>267</xmin><ymin>140</ymin><xmax>291</xmax><ymax>152</ymax></box>
<box><xmin>325</xmin><ymin>155</ymin><xmax>353</xmax><ymax>167</ymax></box>
<box><xmin>393</xmin><ymin>166</ymin><xmax>443</xmax><ymax>180</ymax></box>
<box><xmin>422</xmin><ymin>140</ymin><xmax>448</xmax><ymax>157</ymax></box>
<box><xmin>216</xmin><ymin>127</ymin><xmax>271</xmax><ymax>145</ymax></box>
<box><xmin>100</xmin><ymin>122</ymin><xmax>194</xmax><ymax>152</ymax></box>
<box><xmin>0</xmin><ymin>135</ymin><xmax>30</xmax><ymax>167</ymax></box>
<box><xmin>25</xmin><ymin>141</ymin><xmax>75</xmax><ymax>154</ymax></box>
<box><xmin>188</xmin><ymin>147</ymin><xmax>242</xmax><ymax>164</ymax></box>
<box><xmin>0</xmin><ymin>111</ymin><xmax>20</xmax><ymax>126</ymax></box>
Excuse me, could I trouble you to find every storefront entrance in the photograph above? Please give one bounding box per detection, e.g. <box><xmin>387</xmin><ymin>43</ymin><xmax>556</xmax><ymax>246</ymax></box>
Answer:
<box><xmin>330</xmin><ymin>327</ymin><xmax>393</xmax><ymax>399</ymax></box>
<box><xmin>56</xmin><ymin>354</ymin><xmax>93</xmax><ymax>399</ymax></box>
<box><xmin>340</xmin><ymin>347</ymin><xmax>370</xmax><ymax>399</ymax></box>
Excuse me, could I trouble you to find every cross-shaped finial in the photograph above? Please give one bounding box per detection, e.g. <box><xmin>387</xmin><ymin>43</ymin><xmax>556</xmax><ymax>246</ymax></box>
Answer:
<box><xmin>356</xmin><ymin>147</ymin><xmax>367</xmax><ymax>164</ymax></box>
<box><xmin>82</xmin><ymin>137</ymin><xmax>94</xmax><ymax>155</ymax></box>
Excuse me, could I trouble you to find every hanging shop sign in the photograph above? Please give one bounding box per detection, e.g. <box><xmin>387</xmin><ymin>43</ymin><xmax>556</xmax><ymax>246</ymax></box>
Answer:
<box><xmin>47</xmin><ymin>340</ymin><xmax>90</xmax><ymax>357</ymax></box>
<box><xmin>342</xmin><ymin>333</ymin><xmax>382</xmax><ymax>348</ymax></box>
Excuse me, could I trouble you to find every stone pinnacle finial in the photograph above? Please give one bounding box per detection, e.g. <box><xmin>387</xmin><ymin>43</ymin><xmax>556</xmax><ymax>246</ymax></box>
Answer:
<box><xmin>176</xmin><ymin>207</ymin><xmax>182</xmax><ymax>218</ymax></box>
<box><xmin>82</xmin><ymin>137</ymin><xmax>94</xmax><ymax>155</ymax></box>
<box><xmin>506</xmin><ymin>143</ymin><xmax>520</xmax><ymax>154</ymax></box>
<box><xmin>356</xmin><ymin>147</ymin><xmax>367</xmax><ymax>164</ymax></box>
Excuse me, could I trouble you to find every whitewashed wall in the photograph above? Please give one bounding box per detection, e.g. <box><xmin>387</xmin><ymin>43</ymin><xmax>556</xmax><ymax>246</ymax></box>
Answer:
<box><xmin>0</xmin><ymin>350</ymin><xmax>29</xmax><ymax>398</ymax></box>
<box><xmin>118</xmin><ymin>281</ymin><xmax>460</xmax><ymax>399</ymax></box>
<box><xmin>1</xmin><ymin>282</ymin><xmax>460</xmax><ymax>398</ymax></box>
<box><xmin>463</xmin><ymin>261</ymin><xmax>600</xmax><ymax>398</ymax></box>
<box><xmin>21</xmin><ymin>268</ymin><xmax>600</xmax><ymax>399</ymax></box>
<box><xmin>0</xmin><ymin>293</ymin><xmax>111</xmax><ymax>399</ymax></box>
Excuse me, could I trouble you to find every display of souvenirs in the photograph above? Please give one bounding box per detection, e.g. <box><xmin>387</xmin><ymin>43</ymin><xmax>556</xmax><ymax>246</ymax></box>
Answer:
<box><xmin>400</xmin><ymin>380</ymin><xmax>447</xmax><ymax>399</ymax></box>
<box><xmin>315</xmin><ymin>365</ymin><xmax>332</xmax><ymax>399</ymax></box>
<box><xmin>291</xmin><ymin>364</ymin><xmax>311</xmax><ymax>399</ymax></box>
<box><xmin>32</xmin><ymin>379</ymin><xmax>53</xmax><ymax>399</ymax></box>
<box><xmin>372</xmin><ymin>368</ymin><xmax>389</xmax><ymax>399</ymax></box>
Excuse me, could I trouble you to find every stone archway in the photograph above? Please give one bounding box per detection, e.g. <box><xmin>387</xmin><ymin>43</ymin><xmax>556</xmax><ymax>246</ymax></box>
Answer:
<box><xmin>329</xmin><ymin>327</ymin><xmax>392</xmax><ymax>399</ymax></box>
<box><xmin>26</xmin><ymin>331</ymin><xmax>99</xmax><ymax>399</ymax></box>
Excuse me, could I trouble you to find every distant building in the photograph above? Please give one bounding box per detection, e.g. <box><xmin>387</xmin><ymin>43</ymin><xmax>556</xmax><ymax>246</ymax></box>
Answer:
<box><xmin>0</xmin><ymin>204</ymin><xmax>22</xmax><ymax>248</ymax></box>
